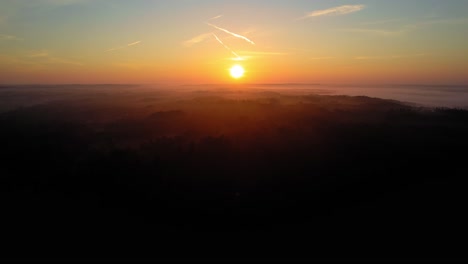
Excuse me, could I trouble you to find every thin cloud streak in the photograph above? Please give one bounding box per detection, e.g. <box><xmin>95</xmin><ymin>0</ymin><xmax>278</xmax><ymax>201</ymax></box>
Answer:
<box><xmin>341</xmin><ymin>27</ymin><xmax>411</xmax><ymax>37</ymax></box>
<box><xmin>1</xmin><ymin>51</ymin><xmax>84</xmax><ymax>67</ymax></box>
<box><xmin>0</xmin><ymin>34</ymin><xmax>22</xmax><ymax>41</ymax></box>
<box><xmin>416</xmin><ymin>17</ymin><xmax>468</xmax><ymax>26</ymax></box>
<box><xmin>127</xmin><ymin>41</ymin><xmax>141</xmax><ymax>47</ymax></box>
<box><xmin>106</xmin><ymin>40</ymin><xmax>142</xmax><ymax>52</ymax></box>
<box><xmin>344</xmin><ymin>18</ymin><xmax>468</xmax><ymax>37</ymax></box>
<box><xmin>213</xmin><ymin>34</ymin><xmax>241</xmax><ymax>59</ymax></box>
<box><xmin>360</xmin><ymin>18</ymin><xmax>407</xmax><ymax>26</ymax></box>
<box><xmin>355</xmin><ymin>54</ymin><xmax>426</xmax><ymax>60</ymax></box>
<box><xmin>206</xmin><ymin>22</ymin><xmax>255</xmax><ymax>45</ymax></box>
<box><xmin>298</xmin><ymin>5</ymin><xmax>365</xmax><ymax>20</ymax></box>
<box><xmin>28</xmin><ymin>51</ymin><xmax>49</xmax><ymax>58</ymax></box>
<box><xmin>183</xmin><ymin>32</ymin><xmax>212</xmax><ymax>47</ymax></box>
<box><xmin>45</xmin><ymin>57</ymin><xmax>84</xmax><ymax>66</ymax></box>
<box><xmin>208</xmin><ymin>15</ymin><xmax>223</xmax><ymax>21</ymax></box>
<box><xmin>31</xmin><ymin>50</ymin><xmax>83</xmax><ymax>66</ymax></box>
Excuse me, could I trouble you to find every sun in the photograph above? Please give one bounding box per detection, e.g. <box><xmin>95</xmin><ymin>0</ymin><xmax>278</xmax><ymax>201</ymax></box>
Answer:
<box><xmin>230</xmin><ymin>65</ymin><xmax>245</xmax><ymax>79</ymax></box>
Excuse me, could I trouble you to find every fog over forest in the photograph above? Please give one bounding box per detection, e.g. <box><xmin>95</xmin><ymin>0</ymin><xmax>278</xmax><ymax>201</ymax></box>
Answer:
<box><xmin>1</xmin><ymin>84</ymin><xmax>468</xmax><ymax>260</ymax></box>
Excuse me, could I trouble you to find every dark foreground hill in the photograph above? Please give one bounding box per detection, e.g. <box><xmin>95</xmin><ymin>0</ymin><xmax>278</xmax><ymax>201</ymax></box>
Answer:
<box><xmin>1</xmin><ymin>86</ymin><xmax>468</xmax><ymax>261</ymax></box>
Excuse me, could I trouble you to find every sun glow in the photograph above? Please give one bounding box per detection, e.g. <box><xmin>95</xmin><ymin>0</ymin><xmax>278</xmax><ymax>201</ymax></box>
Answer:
<box><xmin>230</xmin><ymin>65</ymin><xmax>245</xmax><ymax>79</ymax></box>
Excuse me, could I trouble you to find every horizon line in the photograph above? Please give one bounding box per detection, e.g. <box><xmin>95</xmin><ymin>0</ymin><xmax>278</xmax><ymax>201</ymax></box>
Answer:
<box><xmin>1</xmin><ymin>82</ymin><xmax>467</xmax><ymax>88</ymax></box>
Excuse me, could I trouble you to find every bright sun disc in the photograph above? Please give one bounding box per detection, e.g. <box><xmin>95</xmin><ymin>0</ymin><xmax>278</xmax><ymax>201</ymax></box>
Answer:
<box><xmin>230</xmin><ymin>65</ymin><xmax>245</xmax><ymax>79</ymax></box>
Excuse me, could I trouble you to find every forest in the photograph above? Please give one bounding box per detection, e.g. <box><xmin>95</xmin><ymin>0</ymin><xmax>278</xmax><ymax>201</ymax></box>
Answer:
<box><xmin>1</xmin><ymin>85</ymin><xmax>467</xmax><ymax>260</ymax></box>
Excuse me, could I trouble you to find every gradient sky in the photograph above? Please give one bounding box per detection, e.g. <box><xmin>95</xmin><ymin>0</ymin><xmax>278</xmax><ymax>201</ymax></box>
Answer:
<box><xmin>1</xmin><ymin>0</ymin><xmax>467</xmax><ymax>85</ymax></box>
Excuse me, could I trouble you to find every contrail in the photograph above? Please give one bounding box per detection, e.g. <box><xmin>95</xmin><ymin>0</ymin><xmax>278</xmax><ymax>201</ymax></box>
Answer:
<box><xmin>213</xmin><ymin>34</ymin><xmax>241</xmax><ymax>59</ymax></box>
<box><xmin>207</xmin><ymin>22</ymin><xmax>255</xmax><ymax>45</ymax></box>
<box><xmin>297</xmin><ymin>5</ymin><xmax>365</xmax><ymax>20</ymax></box>
<box><xmin>127</xmin><ymin>41</ymin><xmax>141</xmax><ymax>46</ymax></box>
<box><xmin>208</xmin><ymin>15</ymin><xmax>223</xmax><ymax>21</ymax></box>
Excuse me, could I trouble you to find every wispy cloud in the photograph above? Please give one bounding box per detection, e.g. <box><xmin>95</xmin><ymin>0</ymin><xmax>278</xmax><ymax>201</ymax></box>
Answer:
<box><xmin>355</xmin><ymin>53</ymin><xmax>426</xmax><ymax>60</ymax></box>
<box><xmin>106</xmin><ymin>40</ymin><xmax>142</xmax><ymax>52</ymax></box>
<box><xmin>183</xmin><ymin>32</ymin><xmax>212</xmax><ymax>47</ymax></box>
<box><xmin>213</xmin><ymin>34</ymin><xmax>241</xmax><ymax>60</ymax></box>
<box><xmin>0</xmin><ymin>50</ymin><xmax>83</xmax><ymax>68</ymax></box>
<box><xmin>208</xmin><ymin>15</ymin><xmax>223</xmax><ymax>21</ymax></box>
<box><xmin>298</xmin><ymin>5</ymin><xmax>365</xmax><ymax>20</ymax></box>
<box><xmin>360</xmin><ymin>18</ymin><xmax>407</xmax><ymax>26</ymax></box>
<box><xmin>416</xmin><ymin>17</ymin><xmax>468</xmax><ymax>26</ymax></box>
<box><xmin>44</xmin><ymin>57</ymin><xmax>84</xmax><ymax>66</ymax></box>
<box><xmin>127</xmin><ymin>41</ymin><xmax>141</xmax><ymax>47</ymax></box>
<box><xmin>342</xmin><ymin>17</ymin><xmax>468</xmax><ymax>37</ymax></box>
<box><xmin>184</xmin><ymin>16</ymin><xmax>261</xmax><ymax>62</ymax></box>
<box><xmin>206</xmin><ymin>22</ymin><xmax>255</xmax><ymax>45</ymax></box>
<box><xmin>0</xmin><ymin>34</ymin><xmax>22</xmax><ymax>41</ymax></box>
<box><xmin>341</xmin><ymin>27</ymin><xmax>411</xmax><ymax>37</ymax></box>
<box><xmin>28</xmin><ymin>51</ymin><xmax>49</xmax><ymax>58</ymax></box>
<box><xmin>0</xmin><ymin>55</ymin><xmax>35</xmax><ymax>67</ymax></box>
<box><xmin>29</xmin><ymin>50</ymin><xmax>83</xmax><ymax>66</ymax></box>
